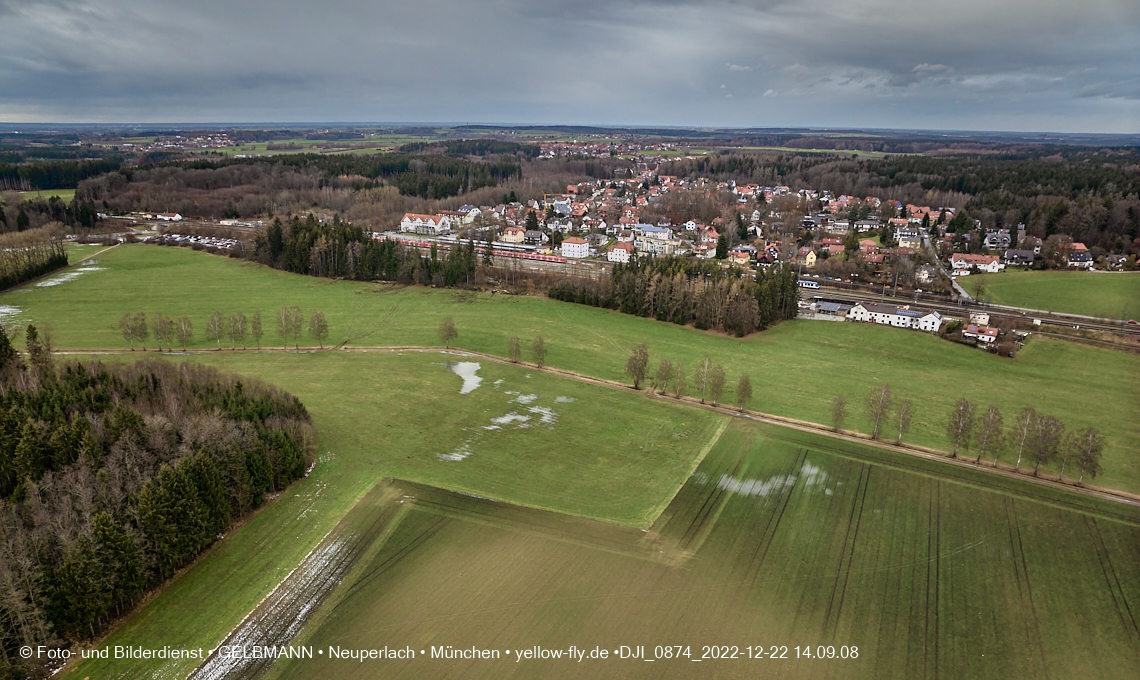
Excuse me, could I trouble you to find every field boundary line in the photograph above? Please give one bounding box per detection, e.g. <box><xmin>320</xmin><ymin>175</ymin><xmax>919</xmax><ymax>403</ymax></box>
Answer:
<box><xmin>1</xmin><ymin>242</ymin><xmax>119</xmax><ymax>294</ymax></box>
<box><xmin>656</xmin><ymin>417</ymin><xmax>732</xmax><ymax>534</ymax></box>
<box><xmin>52</xmin><ymin>344</ymin><xmax>1140</xmax><ymax>511</ymax></box>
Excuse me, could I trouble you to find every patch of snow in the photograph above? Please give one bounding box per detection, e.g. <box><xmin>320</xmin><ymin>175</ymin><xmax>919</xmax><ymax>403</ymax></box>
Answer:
<box><xmin>36</xmin><ymin>271</ymin><xmax>85</xmax><ymax>287</ymax></box>
<box><xmin>491</xmin><ymin>412</ymin><xmax>530</xmax><ymax>425</ymax></box>
<box><xmin>527</xmin><ymin>406</ymin><xmax>558</xmax><ymax>425</ymax></box>
<box><xmin>439</xmin><ymin>440</ymin><xmax>474</xmax><ymax>461</ymax></box>
<box><xmin>447</xmin><ymin>362</ymin><xmax>482</xmax><ymax>394</ymax></box>
<box><xmin>715</xmin><ymin>462</ymin><xmax>832</xmax><ymax>498</ymax></box>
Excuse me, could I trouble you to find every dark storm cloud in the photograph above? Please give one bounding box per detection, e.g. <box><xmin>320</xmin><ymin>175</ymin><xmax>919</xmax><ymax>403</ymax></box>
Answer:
<box><xmin>0</xmin><ymin>0</ymin><xmax>1136</xmax><ymax>131</ymax></box>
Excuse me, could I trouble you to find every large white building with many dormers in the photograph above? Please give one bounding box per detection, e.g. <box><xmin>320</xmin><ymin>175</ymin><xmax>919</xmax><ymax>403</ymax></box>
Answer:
<box><xmin>399</xmin><ymin>213</ymin><xmax>452</xmax><ymax>235</ymax></box>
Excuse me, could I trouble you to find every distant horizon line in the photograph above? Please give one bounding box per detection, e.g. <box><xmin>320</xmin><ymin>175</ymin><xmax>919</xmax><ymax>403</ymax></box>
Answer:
<box><xmin>2</xmin><ymin>121</ymin><xmax>1138</xmax><ymax>140</ymax></box>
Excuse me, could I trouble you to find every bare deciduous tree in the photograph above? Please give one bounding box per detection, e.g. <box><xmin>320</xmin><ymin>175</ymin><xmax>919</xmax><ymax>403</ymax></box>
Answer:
<box><xmin>508</xmin><ymin>336</ymin><xmax>520</xmax><ymax>363</ymax></box>
<box><xmin>227</xmin><ymin>313</ymin><xmax>247</xmax><ymax>350</ymax></box>
<box><xmin>276</xmin><ymin>306</ymin><xmax>290</xmax><ymax>349</ymax></box>
<box><xmin>1075</xmin><ymin>427</ymin><xmax>1105</xmax><ymax>485</ymax></box>
<box><xmin>308</xmin><ymin>311</ymin><xmax>328</xmax><ymax>349</ymax></box>
<box><xmin>830</xmin><ymin>395</ymin><xmax>847</xmax><ymax>432</ymax></box>
<box><xmin>206</xmin><ymin>312</ymin><xmax>224</xmax><ymax>350</ymax></box>
<box><xmin>672</xmin><ymin>361</ymin><xmax>686</xmax><ymax>399</ymax></box>
<box><xmin>655</xmin><ymin>359</ymin><xmax>674</xmax><ymax>395</ymax></box>
<box><xmin>175</xmin><ymin>317</ymin><xmax>193</xmax><ymax>349</ymax></box>
<box><xmin>865</xmin><ymin>383</ymin><xmax>892</xmax><ymax>439</ymax></box>
<box><xmin>119</xmin><ymin>313</ymin><xmax>135</xmax><ymax>350</ymax></box>
<box><xmin>150</xmin><ymin>313</ymin><xmax>167</xmax><ymax>352</ymax></box>
<box><xmin>1030</xmin><ymin>414</ymin><xmax>1065</xmax><ymax>477</ymax></box>
<box><xmin>626</xmin><ymin>344</ymin><xmax>649</xmax><ymax>389</ymax></box>
<box><xmin>896</xmin><ymin>398</ymin><xmax>914</xmax><ymax>444</ymax></box>
<box><xmin>946</xmin><ymin>398</ymin><xmax>975</xmax><ymax>458</ymax></box>
<box><xmin>694</xmin><ymin>355</ymin><xmax>711</xmax><ymax>403</ymax></box>
<box><xmin>736</xmin><ymin>374</ymin><xmax>752</xmax><ymax>412</ymax></box>
<box><xmin>974</xmin><ymin>405</ymin><xmax>1003</xmax><ymax>464</ymax></box>
<box><xmin>708</xmin><ymin>365</ymin><xmax>726</xmax><ymax>406</ymax></box>
<box><xmin>438</xmin><ymin>317</ymin><xmax>457</xmax><ymax>349</ymax></box>
<box><xmin>130</xmin><ymin>313</ymin><xmax>148</xmax><ymax>351</ymax></box>
<box><xmin>288</xmin><ymin>306</ymin><xmax>303</xmax><ymax>349</ymax></box>
<box><xmin>1011</xmin><ymin>406</ymin><xmax>1036</xmax><ymax>471</ymax></box>
<box><xmin>532</xmin><ymin>336</ymin><xmax>547</xmax><ymax>367</ymax></box>
<box><xmin>250</xmin><ymin>312</ymin><xmax>263</xmax><ymax>349</ymax></box>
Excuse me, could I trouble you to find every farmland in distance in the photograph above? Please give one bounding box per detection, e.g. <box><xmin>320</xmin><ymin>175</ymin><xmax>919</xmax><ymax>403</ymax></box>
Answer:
<box><xmin>967</xmin><ymin>269</ymin><xmax>1140</xmax><ymax>320</ymax></box>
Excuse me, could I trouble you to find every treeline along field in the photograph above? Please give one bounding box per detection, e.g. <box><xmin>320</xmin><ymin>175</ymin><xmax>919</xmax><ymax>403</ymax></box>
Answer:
<box><xmin>548</xmin><ymin>255</ymin><xmax>800</xmax><ymax>336</ymax></box>
<box><xmin>0</xmin><ymin>335</ymin><xmax>314</xmax><ymax>679</ymax></box>
<box><xmin>76</xmin><ymin>151</ymin><xmax>525</xmax><ymax>219</ymax></box>
<box><xmin>0</xmin><ymin>226</ymin><xmax>68</xmax><ymax>291</ymax></box>
<box><xmin>248</xmin><ymin>215</ymin><xmax>800</xmax><ymax>333</ymax></box>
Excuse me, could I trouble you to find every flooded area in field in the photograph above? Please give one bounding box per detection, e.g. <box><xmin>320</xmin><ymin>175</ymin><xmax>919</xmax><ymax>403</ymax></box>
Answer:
<box><xmin>446</xmin><ymin>361</ymin><xmax>482</xmax><ymax>394</ymax></box>
<box><xmin>437</xmin><ymin>369</ymin><xmax>566</xmax><ymax>462</ymax></box>
<box><xmin>700</xmin><ymin>461</ymin><xmax>834</xmax><ymax>498</ymax></box>
<box><xmin>32</xmin><ymin>260</ymin><xmax>107</xmax><ymax>288</ymax></box>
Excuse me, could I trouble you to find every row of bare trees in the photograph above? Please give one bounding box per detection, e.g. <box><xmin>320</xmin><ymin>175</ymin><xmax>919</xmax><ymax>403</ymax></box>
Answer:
<box><xmin>830</xmin><ymin>384</ymin><xmax>915</xmax><ymax>445</ymax></box>
<box><xmin>507</xmin><ymin>335</ymin><xmax>547</xmax><ymax>367</ymax></box>
<box><xmin>119</xmin><ymin>312</ymin><xmax>264</xmax><ymax>351</ymax></box>
<box><xmin>829</xmin><ymin>387</ymin><xmax>1106</xmax><ymax>485</ymax></box>
<box><xmin>626</xmin><ymin>348</ymin><xmax>752</xmax><ymax>411</ymax></box>
<box><xmin>118</xmin><ymin>308</ymin><xmax>330</xmax><ymax>351</ymax></box>
<box><xmin>947</xmin><ymin>401</ymin><xmax>1104</xmax><ymax>483</ymax></box>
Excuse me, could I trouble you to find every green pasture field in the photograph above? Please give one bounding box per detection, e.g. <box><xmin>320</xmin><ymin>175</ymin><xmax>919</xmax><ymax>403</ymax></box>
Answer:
<box><xmin>968</xmin><ymin>269</ymin><xmax>1140</xmax><ymax>320</ymax></box>
<box><xmin>18</xmin><ymin>188</ymin><xmax>75</xmax><ymax>202</ymax></box>
<box><xmin>5</xmin><ymin>243</ymin><xmax>1138</xmax><ymax>493</ymax></box>
<box><xmin>256</xmin><ymin>421</ymin><xmax>1140</xmax><ymax>680</ymax></box>
<box><xmin>71</xmin><ymin>350</ymin><xmax>726</xmax><ymax>678</ymax></box>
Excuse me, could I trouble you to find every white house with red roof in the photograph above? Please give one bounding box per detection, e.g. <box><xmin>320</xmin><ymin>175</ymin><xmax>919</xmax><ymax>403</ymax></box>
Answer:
<box><xmin>950</xmin><ymin>253</ymin><xmax>1003</xmax><ymax>274</ymax></box>
<box><xmin>562</xmin><ymin>237</ymin><xmax>589</xmax><ymax>259</ymax></box>
<box><xmin>963</xmin><ymin>324</ymin><xmax>999</xmax><ymax>343</ymax></box>
<box><xmin>607</xmin><ymin>241</ymin><xmax>635</xmax><ymax>263</ymax></box>
<box><xmin>399</xmin><ymin>213</ymin><xmax>452</xmax><ymax>235</ymax></box>
<box><xmin>501</xmin><ymin>226</ymin><xmax>525</xmax><ymax>243</ymax></box>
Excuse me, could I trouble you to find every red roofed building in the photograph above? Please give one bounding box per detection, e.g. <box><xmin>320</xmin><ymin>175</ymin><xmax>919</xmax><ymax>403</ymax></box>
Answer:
<box><xmin>950</xmin><ymin>253</ymin><xmax>1003</xmax><ymax>273</ymax></box>
<box><xmin>964</xmin><ymin>324</ymin><xmax>999</xmax><ymax>344</ymax></box>
<box><xmin>562</xmin><ymin>237</ymin><xmax>589</xmax><ymax>259</ymax></box>
<box><xmin>399</xmin><ymin>213</ymin><xmax>452</xmax><ymax>235</ymax></box>
<box><xmin>607</xmin><ymin>241</ymin><xmax>635</xmax><ymax>263</ymax></box>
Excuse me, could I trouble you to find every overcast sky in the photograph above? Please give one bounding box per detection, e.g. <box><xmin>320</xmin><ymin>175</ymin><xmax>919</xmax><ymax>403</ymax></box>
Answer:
<box><xmin>1</xmin><ymin>0</ymin><xmax>1137</xmax><ymax>133</ymax></box>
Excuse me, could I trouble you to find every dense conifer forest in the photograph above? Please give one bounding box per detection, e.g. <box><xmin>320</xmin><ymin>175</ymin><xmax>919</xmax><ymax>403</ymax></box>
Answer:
<box><xmin>547</xmin><ymin>256</ymin><xmax>800</xmax><ymax>336</ymax></box>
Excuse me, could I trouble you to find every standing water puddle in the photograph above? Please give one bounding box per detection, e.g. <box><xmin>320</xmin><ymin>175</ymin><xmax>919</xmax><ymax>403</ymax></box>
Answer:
<box><xmin>447</xmin><ymin>362</ymin><xmax>482</xmax><ymax>394</ymax></box>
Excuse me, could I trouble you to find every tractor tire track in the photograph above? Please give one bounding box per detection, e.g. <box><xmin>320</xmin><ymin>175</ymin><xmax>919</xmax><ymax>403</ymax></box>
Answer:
<box><xmin>827</xmin><ymin>464</ymin><xmax>872</xmax><ymax>641</ymax></box>
<box><xmin>1086</xmin><ymin>516</ymin><xmax>1140</xmax><ymax>663</ymax></box>
<box><xmin>745</xmin><ymin>447</ymin><xmax>809</xmax><ymax>587</ymax></box>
